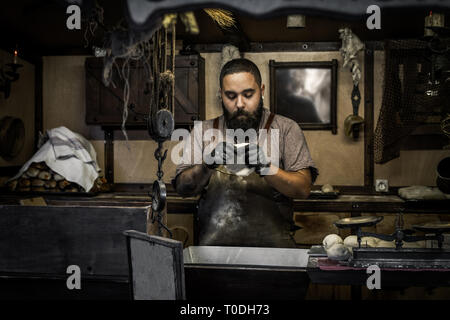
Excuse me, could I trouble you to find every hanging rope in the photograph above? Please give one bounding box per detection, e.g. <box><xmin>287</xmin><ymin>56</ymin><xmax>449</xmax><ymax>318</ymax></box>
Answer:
<box><xmin>83</xmin><ymin>1</ymin><xmax>104</xmax><ymax>48</ymax></box>
<box><xmin>121</xmin><ymin>56</ymin><xmax>131</xmax><ymax>150</ymax></box>
<box><xmin>171</xmin><ymin>21</ymin><xmax>176</xmax><ymax>115</ymax></box>
<box><xmin>84</xmin><ymin>6</ymin><xmax>178</xmax><ymax>148</ymax></box>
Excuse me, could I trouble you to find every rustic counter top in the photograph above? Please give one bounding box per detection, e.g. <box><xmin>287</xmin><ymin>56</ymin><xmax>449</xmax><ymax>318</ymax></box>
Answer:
<box><xmin>0</xmin><ymin>191</ymin><xmax>449</xmax><ymax>214</ymax></box>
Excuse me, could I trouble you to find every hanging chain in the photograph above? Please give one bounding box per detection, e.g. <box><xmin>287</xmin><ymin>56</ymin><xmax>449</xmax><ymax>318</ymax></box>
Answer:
<box><xmin>171</xmin><ymin>20</ymin><xmax>176</xmax><ymax>116</ymax></box>
<box><xmin>147</xmin><ymin>20</ymin><xmax>176</xmax><ymax>239</ymax></box>
<box><xmin>150</xmin><ymin>139</ymin><xmax>171</xmax><ymax>238</ymax></box>
<box><xmin>154</xmin><ymin>140</ymin><xmax>167</xmax><ymax>180</ymax></box>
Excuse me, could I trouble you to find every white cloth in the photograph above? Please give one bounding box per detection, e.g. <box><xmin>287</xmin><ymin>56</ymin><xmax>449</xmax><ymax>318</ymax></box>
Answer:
<box><xmin>10</xmin><ymin>127</ymin><xmax>100</xmax><ymax>192</ymax></box>
<box><xmin>398</xmin><ymin>185</ymin><xmax>450</xmax><ymax>200</ymax></box>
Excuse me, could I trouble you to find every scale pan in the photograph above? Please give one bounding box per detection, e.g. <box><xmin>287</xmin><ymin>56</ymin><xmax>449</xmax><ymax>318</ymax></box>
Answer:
<box><xmin>334</xmin><ymin>216</ymin><xmax>383</xmax><ymax>228</ymax></box>
<box><xmin>413</xmin><ymin>222</ymin><xmax>450</xmax><ymax>233</ymax></box>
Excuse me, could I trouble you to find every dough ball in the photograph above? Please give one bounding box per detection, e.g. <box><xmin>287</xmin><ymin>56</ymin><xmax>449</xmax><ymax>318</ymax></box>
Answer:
<box><xmin>38</xmin><ymin>171</ymin><xmax>51</xmax><ymax>181</ymax></box>
<box><xmin>321</xmin><ymin>184</ymin><xmax>334</xmax><ymax>193</ymax></box>
<box><xmin>53</xmin><ymin>174</ymin><xmax>64</xmax><ymax>182</ymax></box>
<box><xmin>344</xmin><ymin>235</ymin><xmax>359</xmax><ymax>248</ymax></box>
<box><xmin>44</xmin><ymin>180</ymin><xmax>57</xmax><ymax>189</ymax></box>
<box><xmin>344</xmin><ymin>235</ymin><xmax>379</xmax><ymax>248</ymax></box>
<box><xmin>19</xmin><ymin>179</ymin><xmax>31</xmax><ymax>187</ymax></box>
<box><xmin>31</xmin><ymin>179</ymin><xmax>45</xmax><ymax>187</ymax></box>
<box><xmin>402</xmin><ymin>241</ymin><xmax>426</xmax><ymax>248</ymax></box>
<box><xmin>361</xmin><ymin>237</ymin><xmax>379</xmax><ymax>248</ymax></box>
<box><xmin>25</xmin><ymin>167</ymin><xmax>39</xmax><ymax>178</ymax></box>
<box><xmin>32</xmin><ymin>162</ymin><xmax>46</xmax><ymax>170</ymax></box>
<box><xmin>323</xmin><ymin>234</ymin><xmax>343</xmax><ymax>250</ymax></box>
<box><xmin>326</xmin><ymin>243</ymin><xmax>351</xmax><ymax>261</ymax></box>
<box><xmin>58</xmin><ymin>180</ymin><xmax>71</xmax><ymax>190</ymax></box>
<box><xmin>376</xmin><ymin>240</ymin><xmax>396</xmax><ymax>248</ymax></box>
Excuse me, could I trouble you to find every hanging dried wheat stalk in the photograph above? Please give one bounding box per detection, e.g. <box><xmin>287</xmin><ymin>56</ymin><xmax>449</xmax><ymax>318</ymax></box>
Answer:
<box><xmin>204</xmin><ymin>9</ymin><xmax>236</xmax><ymax>29</ymax></box>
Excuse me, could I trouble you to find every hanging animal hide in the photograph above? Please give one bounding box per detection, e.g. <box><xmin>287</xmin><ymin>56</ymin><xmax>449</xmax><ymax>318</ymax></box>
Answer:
<box><xmin>339</xmin><ymin>27</ymin><xmax>364</xmax><ymax>86</ymax></box>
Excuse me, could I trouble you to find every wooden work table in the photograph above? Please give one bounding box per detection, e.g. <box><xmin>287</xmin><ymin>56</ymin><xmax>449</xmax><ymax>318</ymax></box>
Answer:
<box><xmin>306</xmin><ymin>255</ymin><xmax>450</xmax><ymax>300</ymax></box>
<box><xmin>0</xmin><ymin>191</ymin><xmax>449</xmax><ymax>299</ymax></box>
<box><xmin>1</xmin><ymin>192</ymin><xmax>448</xmax><ymax>214</ymax></box>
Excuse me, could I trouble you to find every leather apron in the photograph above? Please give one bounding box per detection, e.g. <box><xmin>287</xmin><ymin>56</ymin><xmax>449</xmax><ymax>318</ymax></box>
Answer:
<box><xmin>196</xmin><ymin>113</ymin><xmax>296</xmax><ymax>248</ymax></box>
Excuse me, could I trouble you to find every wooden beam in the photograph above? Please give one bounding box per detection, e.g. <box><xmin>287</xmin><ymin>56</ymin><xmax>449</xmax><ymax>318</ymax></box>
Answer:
<box><xmin>364</xmin><ymin>45</ymin><xmax>375</xmax><ymax>191</ymax></box>
<box><xmin>34</xmin><ymin>57</ymin><xmax>43</xmax><ymax>153</ymax></box>
<box><xmin>104</xmin><ymin>129</ymin><xmax>114</xmax><ymax>183</ymax></box>
<box><xmin>193</xmin><ymin>41</ymin><xmax>384</xmax><ymax>53</ymax></box>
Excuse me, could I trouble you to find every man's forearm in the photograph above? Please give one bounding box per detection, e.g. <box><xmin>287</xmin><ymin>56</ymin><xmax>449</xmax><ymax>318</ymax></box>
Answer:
<box><xmin>175</xmin><ymin>164</ymin><xmax>214</xmax><ymax>197</ymax></box>
<box><xmin>263</xmin><ymin>165</ymin><xmax>312</xmax><ymax>199</ymax></box>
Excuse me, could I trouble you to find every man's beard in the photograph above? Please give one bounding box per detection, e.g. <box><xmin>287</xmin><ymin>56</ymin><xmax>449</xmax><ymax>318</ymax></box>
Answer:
<box><xmin>223</xmin><ymin>96</ymin><xmax>264</xmax><ymax>131</ymax></box>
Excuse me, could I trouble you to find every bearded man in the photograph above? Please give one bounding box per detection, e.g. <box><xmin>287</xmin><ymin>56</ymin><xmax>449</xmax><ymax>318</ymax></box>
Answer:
<box><xmin>172</xmin><ymin>58</ymin><xmax>318</xmax><ymax>248</ymax></box>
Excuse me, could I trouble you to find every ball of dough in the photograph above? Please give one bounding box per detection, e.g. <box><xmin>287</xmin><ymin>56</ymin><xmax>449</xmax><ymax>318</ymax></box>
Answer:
<box><xmin>344</xmin><ymin>235</ymin><xmax>359</xmax><ymax>248</ymax></box>
<box><xmin>376</xmin><ymin>240</ymin><xmax>396</xmax><ymax>248</ymax></box>
<box><xmin>321</xmin><ymin>184</ymin><xmax>334</xmax><ymax>193</ymax></box>
<box><xmin>402</xmin><ymin>241</ymin><xmax>426</xmax><ymax>248</ymax></box>
<box><xmin>323</xmin><ymin>234</ymin><xmax>343</xmax><ymax>250</ymax></box>
<box><xmin>326</xmin><ymin>243</ymin><xmax>352</xmax><ymax>261</ymax></box>
<box><xmin>361</xmin><ymin>237</ymin><xmax>379</xmax><ymax>248</ymax></box>
<box><xmin>25</xmin><ymin>167</ymin><xmax>39</xmax><ymax>178</ymax></box>
<box><xmin>53</xmin><ymin>173</ymin><xmax>64</xmax><ymax>182</ymax></box>
<box><xmin>344</xmin><ymin>235</ymin><xmax>379</xmax><ymax>248</ymax></box>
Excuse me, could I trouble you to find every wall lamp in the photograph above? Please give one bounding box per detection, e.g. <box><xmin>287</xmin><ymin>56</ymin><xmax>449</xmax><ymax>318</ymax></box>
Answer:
<box><xmin>0</xmin><ymin>49</ymin><xmax>23</xmax><ymax>99</ymax></box>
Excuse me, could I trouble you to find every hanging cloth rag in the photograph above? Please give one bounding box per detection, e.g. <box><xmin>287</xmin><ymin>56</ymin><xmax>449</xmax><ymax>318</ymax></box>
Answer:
<box><xmin>374</xmin><ymin>39</ymin><xmax>429</xmax><ymax>164</ymax></box>
<box><xmin>10</xmin><ymin>127</ymin><xmax>101</xmax><ymax>192</ymax></box>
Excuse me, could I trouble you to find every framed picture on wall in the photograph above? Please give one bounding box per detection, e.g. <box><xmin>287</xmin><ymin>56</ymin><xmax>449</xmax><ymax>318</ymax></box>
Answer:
<box><xmin>269</xmin><ymin>59</ymin><xmax>338</xmax><ymax>134</ymax></box>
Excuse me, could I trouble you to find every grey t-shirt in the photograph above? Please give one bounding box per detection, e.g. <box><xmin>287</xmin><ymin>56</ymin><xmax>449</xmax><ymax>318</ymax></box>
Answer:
<box><xmin>173</xmin><ymin>107</ymin><xmax>318</xmax><ymax>184</ymax></box>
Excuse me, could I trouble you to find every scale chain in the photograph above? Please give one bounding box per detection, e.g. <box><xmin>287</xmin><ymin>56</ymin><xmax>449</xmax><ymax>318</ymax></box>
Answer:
<box><xmin>152</xmin><ymin>140</ymin><xmax>172</xmax><ymax>238</ymax></box>
<box><xmin>154</xmin><ymin>141</ymin><xmax>167</xmax><ymax>180</ymax></box>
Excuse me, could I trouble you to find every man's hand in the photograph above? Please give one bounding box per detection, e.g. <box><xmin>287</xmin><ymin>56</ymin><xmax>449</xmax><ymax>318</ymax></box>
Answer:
<box><xmin>244</xmin><ymin>143</ymin><xmax>271</xmax><ymax>175</ymax></box>
<box><xmin>204</xmin><ymin>141</ymin><xmax>236</xmax><ymax>169</ymax></box>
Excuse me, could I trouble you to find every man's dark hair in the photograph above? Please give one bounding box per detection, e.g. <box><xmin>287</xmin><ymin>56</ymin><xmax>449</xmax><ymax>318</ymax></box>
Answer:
<box><xmin>219</xmin><ymin>58</ymin><xmax>262</xmax><ymax>88</ymax></box>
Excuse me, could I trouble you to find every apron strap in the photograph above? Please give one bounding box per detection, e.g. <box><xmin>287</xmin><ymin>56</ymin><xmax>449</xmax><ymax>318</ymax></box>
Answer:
<box><xmin>264</xmin><ymin>112</ymin><xmax>275</xmax><ymax>131</ymax></box>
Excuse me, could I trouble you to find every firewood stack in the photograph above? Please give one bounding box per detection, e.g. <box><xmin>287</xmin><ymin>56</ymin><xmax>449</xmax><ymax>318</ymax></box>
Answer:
<box><xmin>7</xmin><ymin>161</ymin><xmax>111</xmax><ymax>193</ymax></box>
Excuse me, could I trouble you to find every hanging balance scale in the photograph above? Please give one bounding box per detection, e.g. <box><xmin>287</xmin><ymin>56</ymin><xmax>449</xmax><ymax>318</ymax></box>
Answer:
<box><xmin>147</xmin><ymin>22</ymin><xmax>176</xmax><ymax>237</ymax></box>
<box><xmin>148</xmin><ymin>108</ymin><xmax>174</xmax><ymax>215</ymax></box>
<box><xmin>333</xmin><ymin>214</ymin><xmax>450</xmax><ymax>269</ymax></box>
<box><xmin>147</xmin><ymin>21</ymin><xmax>176</xmax><ymax>144</ymax></box>
<box><xmin>147</xmin><ymin>108</ymin><xmax>174</xmax><ymax>237</ymax></box>
<box><xmin>148</xmin><ymin>108</ymin><xmax>174</xmax><ymax>143</ymax></box>
<box><xmin>151</xmin><ymin>179</ymin><xmax>167</xmax><ymax>212</ymax></box>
